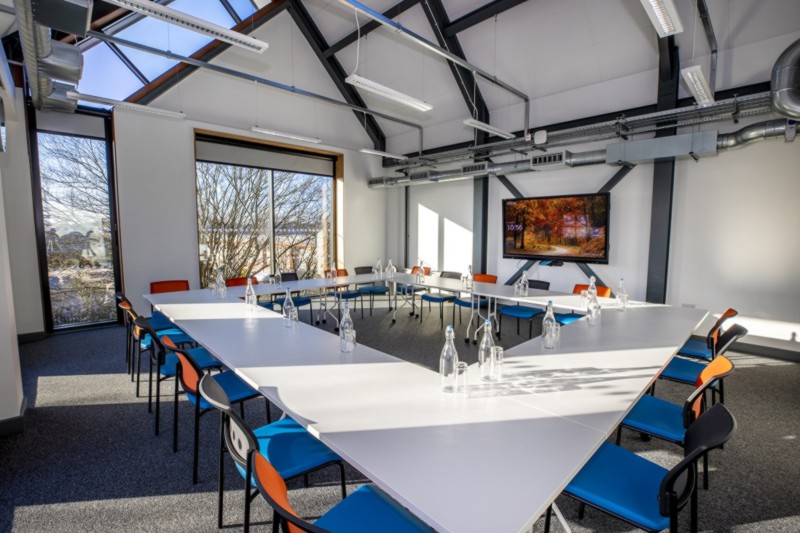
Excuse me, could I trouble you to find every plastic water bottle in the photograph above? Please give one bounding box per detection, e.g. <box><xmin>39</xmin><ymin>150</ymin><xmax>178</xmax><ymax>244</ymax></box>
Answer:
<box><xmin>478</xmin><ymin>318</ymin><xmax>495</xmax><ymax>381</ymax></box>
<box><xmin>520</xmin><ymin>270</ymin><xmax>529</xmax><ymax>296</ymax></box>
<box><xmin>542</xmin><ymin>300</ymin><xmax>558</xmax><ymax>349</ymax></box>
<box><xmin>617</xmin><ymin>277</ymin><xmax>629</xmax><ymax>311</ymax></box>
<box><xmin>587</xmin><ymin>292</ymin><xmax>602</xmax><ymax>326</ymax></box>
<box><xmin>282</xmin><ymin>289</ymin><xmax>295</xmax><ymax>327</ymax></box>
<box><xmin>215</xmin><ymin>268</ymin><xmax>226</xmax><ymax>300</ymax></box>
<box><xmin>245</xmin><ymin>277</ymin><xmax>257</xmax><ymax>307</ymax></box>
<box><xmin>375</xmin><ymin>258</ymin><xmax>383</xmax><ymax>279</ymax></box>
<box><xmin>463</xmin><ymin>265</ymin><xmax>474</xmax><ymax>290</ymax></box>
<box><xmin>440</xmin><ymin>325</ymin><xmax>459</xmax><ymax>392</ymax></box>
<box><xmin>588</xmin><ymin>276</ymin><xmax>597</xmax><ymax>300</ymax></box>
<box><xmin>385</xmin><ymin>259</ymin><xmax>397</xmax><ymax>279</ymax></box>
<box><xmin>339</xmin><ymin>302</ymin><xmax>356</xmax><ymax>352</ymax></box>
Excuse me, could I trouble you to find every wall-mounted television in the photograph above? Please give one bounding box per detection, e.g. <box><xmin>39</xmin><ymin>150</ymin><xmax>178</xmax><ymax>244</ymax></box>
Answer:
<box><xmin>503</xmin><ymin>193</ymin><xmax>610</xmax><ymax>264</ymax></box>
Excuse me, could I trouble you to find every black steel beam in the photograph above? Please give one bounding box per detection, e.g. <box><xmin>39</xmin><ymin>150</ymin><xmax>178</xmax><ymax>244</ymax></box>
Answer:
<box><xmin>473</xmin><ymin>176</ymin><xmax>489</xmax><ymax>274</ymax></box>
<box><xmin>219</xmin><ymin>0</ymin><xmax>243</xmax><ymax>24</ymax></box>
<box><xmin>106</xmin><ymin>41</ymin><xmax>148</xmax><ymax>84</ymax></box>
<box><xmin>646</xmin><ymin>36</ymin><xmax>680</xmax><ymax>304</ymax></box>
<box><xmin>323</xmin><ymin>0</ymin><xmax>420</xmax><ymax>59</ymax></box>
<box><xmin>444</xmin><ymin>0</ymin><xmax>527</xmax><ymax>37</ymax></box>
<box><xmin>496</xmin><ymin>174</ymin><xmax>538</xmax><ymax>286</ymax></box>
<box><xmin>599</xmin><ymin>163</ymin><xmax>635</xmax><ymax>193</ymax></box>
<box><xmin>576</xmin><ymin>263</ymin><xmax>607</xmax><ymax>290</ymax></box>
<box><xmin>421</xmin><ymin>0</ymin><xmax>490</xmax><ymax>123</ymax></box>
<box><xmin>288</xmin><ymin>0</ymin><xmax>386</xmax><ymax>150</ymax></box>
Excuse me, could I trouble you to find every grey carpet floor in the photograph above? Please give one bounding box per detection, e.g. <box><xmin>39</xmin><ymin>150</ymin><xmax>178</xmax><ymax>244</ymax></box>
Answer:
<box><xmin>1</xmin><ymin>300</ymin><xmax>799</xmax><ymax>532</ymax></box>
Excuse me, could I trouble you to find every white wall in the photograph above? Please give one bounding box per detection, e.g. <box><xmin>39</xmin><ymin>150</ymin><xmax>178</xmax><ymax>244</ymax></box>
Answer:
<box><xmin>0</xmin><ymin>163</ymin><xmax>25</xmax><ymax>426</ymax></box>
<box><xmin>113</xmin><ymin>110</ymin><xmax>385</xmax><ymax>314</ymax></box>
<box><xmin>0</xmin><ymin>90</ymin><xmax>43</xmax><ymax>335</ymax></box>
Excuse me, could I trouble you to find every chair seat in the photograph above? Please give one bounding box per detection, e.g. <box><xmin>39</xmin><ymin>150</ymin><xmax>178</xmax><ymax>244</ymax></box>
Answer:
<box><xmin>149</xmin><ymin>311</ymin><xmax>173</xmax><ymax>331</ymax></box>
<box><xmin>679</xmin><ymin>338</ymin><xmax>713</xmax><ymax>361</ymax></box>
<box><xmin>161</xmin><ymin>347</ymin><xmax>222</xmax><ymax>377</ymax></box>
<box><xmin>565</xmin><ymin>442</ymin><xmax>670</xmax><ymax>532</ymax></box>
<box><xmin>360</xmin><ymin>285</ymin><xmax>390</xmax><ymax>295</ymax></box>
<box><xmin>661</xmin><ymin>357</ymin><xmax>707</xmax><ymax>385</ymax></box>
<box><xmin>288</xmin><ymin>296</ymin><xmax>312</xmax><ymax>307</ymax></box>
<box><xmin>454</xmin><ymin>297</ymin><xmax>488</xmax><ymax>308</ymax></box>
<box><xmin>621</xmin><ymin>393</ymin><xmax>685</xmax><ymax>443</ymax></box>
<box><xmin>258</xmin><ymin>301</ymin><xmax>274</xmax><ymax>310</ymax></box>
<box><xmin>398</xmin><ymin>285</ymin><xmax>423</xmax><ymax>295</ymax></box>
<box><xmin>555</xmin><ymin>312</ymin><xmax>582</xmax><ymax>326</ymax></box>
<box><xmin>141</xmin><ymin>328</ymin><xmax>193</xmax><ymax>350</ymax></box>
<box><xmin>329</xmin><ymin>290</ymin><xmax>361</xmax><ymax>300</ymax></box>
<box><xmin>499</xmin><ymin>305</ymin><xmax>544</xmax><ymax>319</ymax></box>
<box><xmin>314</xmin><ymin>484</ymin><xmax>432</xmax><ymax>533</ymax></box>
<box><xmin>189</xmin><ymin>371</ymin><xmax>257</xmax><ymax>409</ymax></box>
<box><xmin>421</xmin><ymin>293</ymin><xmax>455</xmax><ymax>304</ymax></box>
<box><xmin>236</xmin><ymin>417</ymin><xmax>342</xmax><ymax>484</ymax></box>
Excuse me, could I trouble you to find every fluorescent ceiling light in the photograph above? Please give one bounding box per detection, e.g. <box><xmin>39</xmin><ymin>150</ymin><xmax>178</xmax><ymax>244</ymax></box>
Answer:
<box><xmin>67</xmin><ymin>90</ymin><xmax>185</xmax><ymax>119</ymax></box>
<box><xmin>681</xmin><ymin>65</ymin><xmax>714</xmax><ymax>106</ymax></box>
<box><xmin>104</xmin><ymin>0</ymin><xmax>269</xmax><ymax>54</ymax></box>
<box><xmin>639</xmin><ymin>0</ymin><xmax>683</xmax><ymax>38</ymax></box>
<box><xmin>463</xmin><ymin>118</ymin><xmax>515</xmax><ymax>140</ymax></box>
<box><xmin>345</xmin><ymin>74</ymin><xmax>432</xmax><ymax>112</ymax></box>
<box><xmin>359</xmin><ymin>148</ymin><xmax>408</xmax><ymax>161</ymax></box>
<box><xmin>251</xmin><ymin>126</ymin><xmax>322</xmax><ymax>144</ymax></box>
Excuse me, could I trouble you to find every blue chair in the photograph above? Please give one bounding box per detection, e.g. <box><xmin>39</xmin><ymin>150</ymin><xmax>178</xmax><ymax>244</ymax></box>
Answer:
<box><xmin>452</xmin><ymin>273</ymin><xmax>497</xmax><ymax>328</ymax></box>
<box><xmin>554</xmin><ymin>403</ymin><xmax>737</xmax><ymax>533</ymax></box>
<box><xmin>326</xmin><ymin>268</ymin><xmax>364</xmax><ymax>325</ymax></box>
<box><xmin>394</xmin><ymin>266</ymin><xmax>430</xmax><ymax>319</ymax></box>
<box><xmin>554</xmin><ymin>283</ymin><xmax>612</xmax><ymax>325</ymax></box>
<box><xmin>173</xmin><ymin>349</ymin><xmax>261</xmax><ymax>484</ymax></box>
<box><xmin>199</xmin><ymin>375</ymin><xmax>347</xmax><ymax>532</ymax></box>
<box><xmin>275</xmin><ymin>272</ymin><xmax>314</xmax><ymax>323</ymax></box>
<box><xmin>420</xmin><ymin>271</ymin><xmax>461</xmax><ymax>328</ymax></box>
<box><xmin>355</xmin><ymin>265</ymin><xmax>390</xmax><ymax>316</ymax></box>
<box><xmin>129</xmin><ymin>310</ymin><xmax>194</xmax><ymax>398</ymax></box>
<box><xmin>660</xmin><ymin>309</ymin><xmax>739</xmax><ymax>404</ymax></box>
<box><xmin>253</xmin><ymin>449</ymin><xmax>433</xmax><ymax>533</ymax></box>
<box><xmin>498</xmin><ymin>279</ymin><xmax>550</xmax><ymax>339</ymax></box>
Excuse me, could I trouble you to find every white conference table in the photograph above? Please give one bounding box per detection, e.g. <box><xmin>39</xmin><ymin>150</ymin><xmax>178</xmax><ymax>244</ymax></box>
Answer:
<box><xmin>146</xmin><ymin>281</ymin><xmax>707</xmax><ymax>533</ymax></box>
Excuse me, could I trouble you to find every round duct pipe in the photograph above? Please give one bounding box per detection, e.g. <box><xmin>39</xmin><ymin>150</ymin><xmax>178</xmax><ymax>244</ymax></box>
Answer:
<box><xmin>771</xmin><ymin>38</ymin><xmax>800</xmax><ymax>119</ymax></box>
<box><xmin>717</xmin><ymin>119</ymin><xmax>789</xmax><ymax>150</ymax></box>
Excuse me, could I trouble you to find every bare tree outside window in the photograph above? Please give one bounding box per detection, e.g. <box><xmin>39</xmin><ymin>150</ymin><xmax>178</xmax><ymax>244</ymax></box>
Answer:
<box><xmin>196</xmin><ymin>161</ymin><xmax>333</xmax><ymax>287</ymax></box>
<box><xmin>37</xmin><ymin>132</ymin><xmax>116</xmax><ymax>327</ymax></box>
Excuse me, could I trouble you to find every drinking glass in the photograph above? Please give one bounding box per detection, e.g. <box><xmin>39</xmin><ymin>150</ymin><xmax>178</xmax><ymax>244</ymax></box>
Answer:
<box><xmin>491</xmin><ymin>346</ymin><xmax>504</xmax><ymax>380</ymax></box>
<box><xmin>580</xmin><ymin>290</ymin><xmax>588</xmax><ymax>308</ymax></box>
<box><xmin>455</xmin><ymin>362</ymin><xmax>469</xmax><ymax>395</ymax></box>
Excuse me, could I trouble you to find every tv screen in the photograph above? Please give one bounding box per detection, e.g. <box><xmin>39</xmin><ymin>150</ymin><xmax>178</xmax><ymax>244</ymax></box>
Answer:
<box><xmin>503</xmin><ymin>193</ymin><xmax>610</xmax><ymax>264</ymax></box>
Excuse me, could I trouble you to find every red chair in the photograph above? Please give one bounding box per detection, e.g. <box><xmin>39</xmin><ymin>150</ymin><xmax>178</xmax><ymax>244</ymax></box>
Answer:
<box><xmin>555</xmin><ymin>283</ymin><xmax>612</xmax><ymax>325</ymax></box>
<box><xmin>225</xmin><ymin>276</ymin><xmax>258</xmax><ymax>287</ymax></box>
<box><xmin>150</xmin><ymin>280</ymin><xmax>190</xmax><ymax>294</ymax></box>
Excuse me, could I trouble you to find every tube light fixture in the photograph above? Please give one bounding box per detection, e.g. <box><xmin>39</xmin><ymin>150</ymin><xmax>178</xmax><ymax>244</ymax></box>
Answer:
<box><xmin>681</xmin><ymin>65</ymin><xmax>714</xmax><ymax>106</ymax></box>
<box><xmin>345</xmin><ymin>74</ymin><xmax>432</xmax><ymax>112</ymax></box>
<box><xmin>67</xmin><ymin>90</ymin><xmax>185</xmax><ymax>119</ymax></box>
<box><xmin>104</xmin><ymin>0</ymin><xmax>269</xmax><ymax>54</ymax></box>
<box><xmin>463</xmin><ymin>118</ymin><xmax>515</xmax><ymax>140</ymax></box>
<box><xmin>638</xmin><ymin>0</ymin><xmax>683</xmax><ymax>38</ymax></box>
<box><xmin>251</xmin><ymin>126</ymin><xmax>322</xmax><ymax>144</ymax></box>
<box><xmin>359</xmin><ymin>148</ymin><xmax>408</xmax><ymax>161</ymax></box>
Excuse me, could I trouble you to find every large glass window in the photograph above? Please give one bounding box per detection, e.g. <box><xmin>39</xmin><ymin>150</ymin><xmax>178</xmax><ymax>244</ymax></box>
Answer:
<box><xmin>196</xmin><ymin>162</ymin><xmax>334</xmax><ymax>287</ymax></box>
<box><xmin>37</xmin><ymin>132</ymin><xmax>118</xmax><ymax>328</ymax></box>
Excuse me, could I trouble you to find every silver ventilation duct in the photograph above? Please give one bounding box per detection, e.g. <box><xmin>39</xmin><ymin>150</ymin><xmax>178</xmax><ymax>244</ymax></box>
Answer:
<box><xmin>771</xmin><ymin>38</ymin><xmax>800</xmax><ymax>119</ymax></box>
<box><xmin>717</xmin><ymin>119</ymin><xmax>793</xmax><ymax>150</ymax></box>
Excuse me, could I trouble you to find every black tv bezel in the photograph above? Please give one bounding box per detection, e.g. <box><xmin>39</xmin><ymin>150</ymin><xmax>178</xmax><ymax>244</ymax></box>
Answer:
<box><xmin>502</xmin><ymin>192</ymin><xmax>610</xmax><ymax>264</ymax></box>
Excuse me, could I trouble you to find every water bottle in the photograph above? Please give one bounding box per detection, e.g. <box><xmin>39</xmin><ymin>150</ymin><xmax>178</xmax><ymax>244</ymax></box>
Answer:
<box><xmin>440</xmin><ymin>325</ymin><xmax>459</xmax><ymax>392</ymax></box>
<box><xmin>245</xmin><ymin>277</ymin><xmax>257</xmax><ymax>307</ymax></box>
<box><xmin>520</xmin><ymin>270</ymin><xmax>529</xmax><ymax>296</ymax></box>
<box><xmin>275</xmin><ymin>271</ymin><xmax>282</xmax><ymax>286</ymax></box>
<box><xmin>588</xmin><ymin>276</ymin><xmax>597</xmax><ymax>300</ymax></box>
<box><xmin>587</xmin><ymin>292</ymin><xmax>602</xmax><ymax>326</ymax></box>
<box><xmin>385</xmin><ymin>259</ymin><xmax>396</xmax><ymax>279</ymax></box>
<box><xmin>282</xmin><ymin>289</ymin><xmax>296</xmax><ymax>327</ymax></box>
<box><xmin>617</xmin><ymin>277</ymin><xmax>629</xmax><ymax>311</ymax></box>
<box><xmin>463</xmin><ymin>265</ymin><xmax>473</xmax><ymax>290</ymax></box>
<box><xmin>375</xmin><ymin>258</ymin><xmax>383</xmax><ymax>279</ymax></box>
<box><xmin>339</xmin><ymin>302</ymin><xmax>356</xmax><ymax>353</ymax></box>
<box><xmin>478</xmin><ymin>318</ymin><xmax>495</xmax><ymax>381</ymax></box>
<box><xmin>542</xmin><ymin>300</ymin><xmax>558</xmax><ymax>349</ymax></box>
<box><xmin>215</xmin><ymin>268</ymin><xmax>226</xmax><ymax>300</ymax></box>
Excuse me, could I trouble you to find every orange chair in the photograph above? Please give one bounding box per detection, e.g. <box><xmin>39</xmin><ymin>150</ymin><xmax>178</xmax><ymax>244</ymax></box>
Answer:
<box><xmin>150</xmin><ymin>279</ymin><xmax>190</xmax><ymax>294</ymax></box>
<box><xmin>555</xmin><ymin>283</ymin><xmax>611</xmax><ymax>325</ymax></box>
<box><xmin>225</xmin><ymin>276</ymin><xmax>258</xmax><ymax>287</ymax></box>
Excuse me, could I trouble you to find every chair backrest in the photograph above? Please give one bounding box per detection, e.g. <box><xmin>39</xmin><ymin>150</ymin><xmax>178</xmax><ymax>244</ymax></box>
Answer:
<box><xmin>659</xmin><ymin>403</ymin><xmax>736</xmax><ymax>518</ymax></box>
<box><xmin>133</xmin><ymin>315</ymin><xmax>166</xmax><ymax>364</ymax></box>
<box><xmin>353</xmin><ymin>266</ymin><xmax>373</xmax><ymax>275</ymax></box>
<box><xmin>528</xmin><ymin>279</ymin><xmax>550</xmax><ymax>290</ymax></box>
<box><xmin>252</xmin><ymin>451</ymin><xmax>322</xmax><ymax>533</ymax></box>
<box><xmin>198</xmin><ymin>373</ymin><xmax>233</xmax><ymax>412</ymax></box>
<box><xmin>683</xmin><ymin>355</ymin><xmax>735</xmax><ymax>426</ymax></box>
<box><xmin>440</xmin><ymin>271</ymin><xmax>461</xmax><ymax>280</ymax></box>
<box><xmin>226</xmin><ymin>276</ymin><xmax>258</xmax><ymax>287</ymax></box>
<box><xmin>325</xmin><ymin>268</ymin><xmax>348</xmax><ymax>277</ymax></box>
<box><xmin>474</xmin><ymin>274</ymin><xmax>497</xmax><ymax>284</ymax></box>
<box><xmin>572</xmin><ymin>283</ymin><xmax>611</xmax><ymax>298</ymax></box>
<box><xmin>173</xmin><ymin>348</ymin><xmax>203</xmax><ymax>397</ymax></box>
<box><xmin>280</xmin><ymin>272</ymin><xmax>300</xmax><ymax>282</ymax></box>
<box><xmin>150</xmin><ymin>280</ymin><xmax>190</xmax><ymax>294</ymax></box>
<box><xmin>410</xmin><ymin>265</ymin><xmax>432</xmax><ymax>276</ymax></box>
<box><xmin>707</xmin><ymin>308</ymin><xmax>739</xmax><ymax>352</ymax></box>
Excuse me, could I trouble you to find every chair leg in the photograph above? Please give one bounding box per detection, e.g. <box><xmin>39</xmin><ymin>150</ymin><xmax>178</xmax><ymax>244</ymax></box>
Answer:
<box><xmin>265</xmin><ymin>397</ymin><xmax>271</xmax><ymax>424</ymax></box>
<box><xmin>155</xmin><ymin>365</ymin><xmax>162</xmax><ymax>436</ymax></box>
<box><xmin>217</xmin><ymin>412</ymin><xmax>225</xmax><ymax>529</ymax></box>
<box><xmin>439</xmin><ymin>302</ymin><xmax>444</xmax><ymax>329</ymax></box>
<box><xmin>192</xmin><ymin>400</ymin><xmax>201</xmax><ymax>484</ymax></box>
<box><xmin>244</xmin><ymin>457</ymin><xmax>253</xmax><ymax>533</ymax></box>
<box><xmin>544</xmin><ymin>505</ymin><xmax>552</xmax><ymax>533</ymax></box>
<box><xmin>173</xmin><ymin>376</ymin><xmax>180</xmax><ymax>452</ymax></box>
<box><xmin>338</xmin><ymin>462</ymin><xmax>347</xmax><ymax>499</ymax></box>
<box><xmin>691</xmin><ymin>475</ymin><xmax>699</xmax><ymax>532</ymax></box>
<box><xmin>361</xmin><ymin>296</ymin><xmax>364</xmax><ymax>319</ymax></box>
<box><xmin>517</xmin><ymin>317</ymin><xmax>520</xmax><ymax>335</ymax></box>
<box><xmin>497</xmin><ymin>313</ymin><xmax>503</xmax><ymax>339</ymax></box>
<box><xmin>703</xmin><ymin>453</ymin><xmax>709</xmax><ymax>489</ymax></box>
<box><xmin>528</xmin><ymin>318</ymin><xmax>533</xmax><ymax>339</ymax></box>
<box><xmin>578</xmin><ymin>502</ymin><xmax>585</xmax><ymax>519</ymax></box>
<box><xmin>615</xmin><ymin>426</ymin><xmax>622</xmax><ymax>445</ymax></box>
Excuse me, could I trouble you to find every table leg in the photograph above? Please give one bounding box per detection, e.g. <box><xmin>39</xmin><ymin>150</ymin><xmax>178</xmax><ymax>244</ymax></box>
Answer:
<box><xmin>552</xmin><ymin>503</ymin><xmax>573</xmax><ymax>533</ymax></box>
